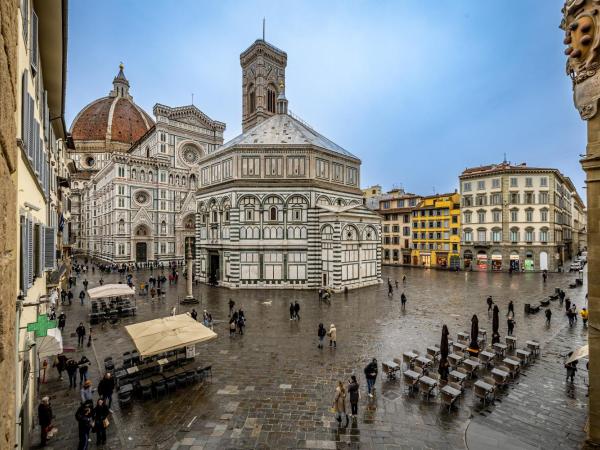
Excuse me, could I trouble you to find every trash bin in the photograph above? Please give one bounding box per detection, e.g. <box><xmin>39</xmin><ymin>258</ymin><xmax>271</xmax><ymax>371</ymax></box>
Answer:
<box><xmin>524</xmin><ymin>303</ymin><xmax>530</xmax><ymax>314</ymax></box>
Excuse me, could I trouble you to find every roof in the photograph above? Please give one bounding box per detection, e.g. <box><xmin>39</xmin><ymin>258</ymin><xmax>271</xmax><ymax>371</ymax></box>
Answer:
<box><xmin>88</xmin><ymin>284</ymin><xmax>135</xmax><ymax>299</ymax></box>
<box><xmin>70</xmin><ymin>96</ymin><xmax>154</xmax><ymax>144</ymax></box>
<box><xmin>219</xmin><ymin>113</ymin><xmax>358</xmax><ymax>160</ymax></box>
<box><xmin>460</xmin><ymin>162</ymin><xmax>559</xmax><ymax>178</ymax></box>
<box><xmin>125</xmin><ymin>314</ymin><xmax>217</xmax><ymax>358</ymax></box>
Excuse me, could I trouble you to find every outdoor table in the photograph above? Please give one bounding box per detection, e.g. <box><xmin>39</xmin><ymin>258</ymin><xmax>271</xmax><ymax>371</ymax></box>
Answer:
<box><xmin>526</xmin><ymin>340</ymin><xmax>540</xmax><ymax>356</ymax></box>
<box><xmin>515</xmin><ymin>349</ymin><xmax>531</xmax><ymax>365</ymax></box>
<box><xmin>403</xmin><ymin>351</ymin><xmax>419</xmax><ymax>368</ymax></box>
<box><xmin>415</xmin><ymin>356</ymin><xmax>433</xmax><ymax>370</ymax></box>
<box><xmin>118</xmin><ymin>383</ymin><xmax>133</xmax><ymax>395</ymax></box>
<box><xmin>457</xmin><ymin>332</ymin><xmax>469</xmax><ymax>343</ymax></box>
<box><xmin>150</xmin><ymin>374</ymin><xmax>165</xmax><ymax>385</ymax></box>
<box><xmin>479</xmin><ymin>351</ymin><xmax>495</xmax><ymax>366</ymax></box>
<box><xmin>126</xmin><ymin>366</ymin><xmax>139</xmax><ymax>375</ymax></box>
<box><xmin>453</xmin><ymin>342</ymin><xmax>467</xmax><ymax>353</ymax></box>
<box><xmin>449</xmin><ymin>370</ymin><xmax>467</xmax><ymax>385</ymax></box>
<box><xmin>461</xmin><ymin>359</ymin><xmax>479</xmax><ymax>377</ymax></box>
<box><xmin>403</xmin><ymin>369</ymin><xmax>421</xmax><ymax>393</ymax></box>
<box><xmin>403</xmin><ymin>369</ymin><xmax>421</xmax><ymax>381</ymax></box>
<box><xmin>157</xmin><ymin>358</ymin><xmax>169</xmax><ymax>366</ymax></box>
<box><xmin>114</xmin><ymin>369</ymin><xmax>127</xmax><ymax>380</ymax></box>
<box><xmin>478</xmin><ymin>329</ymin><xmax>487</xmax><ymax>340</ymax></box>
<box><xmin>138</xmin><ymin>378</ymin><xmax>153</xmax><ymax>389</ymax></box>
<box><xmin>493</xmin><ymin>343</ymin><xmax>507</xmax><ymax>358</ymax></box>
<box><xmin>441</xmin><ymin>384</ymin><xmax>461</xmax><ymax>402</ymax></box>
<box><xmin>426</xmin><ymin>346</ymin><xmax>440</xmax><ymax>359</ymax></box>
<box><xmin>419</xmin><ymin>375</ymin><xmax>438</xmax><ymax>399</ymax></box>
<box><xmin>474</xmin><ymin>380</ymin><xmax>495</xmax><ymax>403</ymax></box>
<box><xmin>491</xmin><ymin>368</ymin><xmax>509</xmax><ymax>385</ymax></box>
<box><xmin>505</xmin><ymin>336</ymin><xmax>517</xmax><ymax>350</ymax></box>
<box><xmin>502</xmin><ymin>358</ymin><xmax>521</xmax><ymax>377</ymax></box>
<box><xmin>448</xmin><ymin>353</ymin><xmax>464</xmax><ymax>367</ymax></box>
<box><xmin>382</xmin><ymin>360</ymin><xmax>401</xmax><ymax>380</ymax></box>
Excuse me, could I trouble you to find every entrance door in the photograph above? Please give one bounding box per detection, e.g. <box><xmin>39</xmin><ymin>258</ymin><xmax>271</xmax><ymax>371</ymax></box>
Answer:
<box><xmin>136</xmin><ymin>242</ymin><xmax>147</xmax><ymax>262</ymax></box>
<box><xmin>540</xmin><ymin>252</ymin><xmax>548</xmax><ymax>271</ymax></box>
<box><xmin>322</xmin><ymin>273</ymin><xmax>328</xmax><ymax>287</ymax></box>
<box><xmin>209</xmin><ymin>253</ymin><xmax>220</xmax><ymax>284</ymax></box>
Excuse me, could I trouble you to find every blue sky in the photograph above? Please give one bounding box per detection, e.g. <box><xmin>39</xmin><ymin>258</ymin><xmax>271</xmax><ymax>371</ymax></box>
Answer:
<box><xmin>67</xmin><ymin>0</ymin><xmax>586</xmax><ymax>197</ymax></box>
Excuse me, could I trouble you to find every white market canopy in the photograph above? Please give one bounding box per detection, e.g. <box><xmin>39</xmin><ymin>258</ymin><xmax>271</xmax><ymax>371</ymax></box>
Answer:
<box><xmin>88</xmin><ymin>284</ymin><xmax>135</xmax><ymax>299</ymax></box>
<box><xmin>125</xmin><ymin>314</ymin><xmax>217</xmax><ymax>358</ymax></box>
<box><xmin>36</xmin><ymin>327</ymin><xmax>63</xmax><ymax>359</ymax></box>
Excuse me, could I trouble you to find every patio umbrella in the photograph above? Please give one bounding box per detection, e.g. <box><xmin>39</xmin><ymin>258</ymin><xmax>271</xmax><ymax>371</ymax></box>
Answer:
<box><xmin>566</xmin><ymin>345</ymin><xmax>589</xmax><ymax>364</ymax></box>
<box><xmin>438</xmin><ymin>324</ymin><xmax>450</xmax><ymax>381</ymax></box>
<box><xmin>469</xmin><ymin>314</ymin><xmax>480</xmax><ymax>354</ymax></box>
<box><xmin>492</xmin><ymin>305</ymin><xmax>500</xmax><ymax>344</ymax></box>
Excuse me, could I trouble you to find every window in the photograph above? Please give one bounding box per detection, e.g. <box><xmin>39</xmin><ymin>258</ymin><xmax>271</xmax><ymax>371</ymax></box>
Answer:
<box><xmin>117</xmin><ymin>166</ymin><xmax>125</xmax><ymax>177</ymax></box>
<box><xmin>491</xmin><ymin>193</ymin><xmax>502</xmax><ymax>205</ymax></box>
<box><xmin>160</xmin><ymin>132</ymin><xmax>166</xmax><ymax>142</ymax></box>
<box><xmin>492</xmin><ymin>229</ymin><xmax>501</xmax><ymax>242</ymax></box>
<box><xmin>492</xmin><ymin>178</ymin><xmax>500</xmax><ymax>189</ymax></box>
<box><xmin>540</xmin><ymin>177</ymin><xmax>548</xmax><ymax>187</ymax></box>
<box><xmin>403</xmin><ymin>226</ymin><xmax>410</xmax><ymax>236</ymax></box>
<box><xmin>525</xmin><ymin>177</ymin><xmax>533</xmax><ymax>187</ymax></box>
<box><xmin>541</xmin><ymin>209</ymin><xmax>548</xmax><ymax>222</ymax></box>
<box><xmin>525</xmin><ymin>192</ymin><xmax>534</xmax><ymax>204</ymax></box>
<box><xmin>477</xmin><ymin>180</ymin><xmax>485</xmax><ymax>190</ymax></box>
<box><xmin>539</xmin><ymin>192</ymin><xmax>549</xmax><ymax>204</ymax></box>
<box><xmin>476</xmin><ymin>195</ymin><xmax>486</xmax><ymax>206</ymax></box>
<box><xmin>409</xmin><ymin>198</ymin><xmax>417</xmax><ymax>207</ymax></box>
<box><xmin>510</xmin><ymin>177</ymin><xmax>518</xmax><ymax>187</ymax></box>
<box><xmin>269</xmin><ymin>207</ymin><xmax>277</xmax><ymax>221</ymax></box>
<box><xmin>477</xmin><ymin>229</ymin><xmax>486</xmax><ymax>242</ymax></box>
<box><xmin>477</xmin><ymin>211</ymin><xmax>486</xmax><ymax>223</ymax></box>
<box><xmin>161</xmin><ymin>221</ymin><xmax>167</xmax><ymax>234</ymax></box>
<box><xmin>242</xmin><ymin>156</ymin><xmax>261</xmax><ymax>177</ymax></box>
<box><xmin>510</xmin><ymin>209</ymin><xmax>518</xmax><ymax>222</ymax></box>
<box><xmin>118</xmin><ymin>198</ymin><xmax>124</xmax><ymax>207</ymax></box>
<box><xmin>510</xmin><ymin>228</ymin><xmax>519</xmax><ymax>242</ymax></box>
<box><xmin>463</xmin><ymin>182</ymin><xmax>472</xmax><ymax>192</ymax></box>
<box><xmin>222</xmin><ymin>158</ymin><xmax>233</xmax><ymax>179</ymax></box>
<box><xmin>160</xmin><ymin>144</ymin><xmax>166</xmax><ymax>153</ymax></box>
<box><xmin>492</xmin><ymin>210</ymin><xmax>501</xmax><ymax>222</ymax></box>
<box><xmin>267</xmin><ymin>87</ymin><xmax>276</xmax><ymax>113</ymax></box>
<box><xmin>245</xmin><ymin>209</ymin><xmax>254</xmax><ymax>221</ymax></box>
<box><xmin>510</xmin><ymin>192</ymin><xmax>519</xmax><ymax>204</ymax></box>
<box><xmin>292</xmin><ymin>209</ymin><xmax>302</xmax><ymax>221</ymax></box>
<box><xmin>287</xmin><ymin>156</ymin><xmax>306</xmax><ymax>177</ymax></box>
<box><xmin>463</xmin><ymin>196</ymin><xmax>472</xmax><ymax>207</ymax></box>
<box><xmin>265</xmin><ymin>157</ymin><xmax>283</xmax><ymax>177</ymax></box>
<box><xmin>397</xmin><ymin>199</ymin><xmax>405</xmax><ymax>208</ymax></box>
<box><xmin>540</xmin><ymin>229</ymin><xmax>548</xmax><ymax>242</ymax></box>
<box><xmin>316</xmin><ymin>159</ymin><xmax>329</xmax><ymax>179</ymax></box>
<box><xmin>332</xmin><ymin>163</ymin><xmax>343</xmax><ymax>182</ymax></box>
<box><xmin>211</xmin><ymin>163</ymin><xmax>221</xmax><ymax>182</ymax></box>
<box><xmin>382</xmin><ymin>201</ymin><xmax>390</xmax><ymax>209</ymax></box>
<box><xmin>249</xmin><ymin>89</ymin><xmax>256</xmax><ymax>113</ymax></box>
<box><xmin>463</xmin><ymin>212</ymin><xmax>472</xmax><ymax>224</ymax></box>
<box><xmin>525</xmin><ymin>229</ymin><xmax>534</xmax><ymax>242</ymax></box>
<box><xmin>525</xmin><ymin>209</ymin><xmax>533</xmax><ymax>222</ymax></box>
<box><xmin>118</xmin><ymin>185</ymin><xmax>125</xmax><ymax>195</ymax></box>
<box><xmin>346</xmin><ymin>167</ymin><xmax>358</xmax><ymax>186</ymax></box>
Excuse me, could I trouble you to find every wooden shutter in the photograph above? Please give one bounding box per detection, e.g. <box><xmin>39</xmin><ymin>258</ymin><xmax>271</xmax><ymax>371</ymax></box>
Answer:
<box><xmin>21</xmin><ymin>71</ymin><xmax>28</xmax><ymax>150</ymax></box>
<box><xmin>30</xmin><ymin>10</ymin><xmax>38</xmax><ymax>73</ymax></box>
<box><xmin>27</xmin><ymin>218</ymin><xmax>33</xmax><ymax>286</ymax></box>
<box><xmin>44</xmin><ymin>226</ymin><xmax>56</xmax><ymax>270</ymax></box>
<box><xmin>27</xmin><ymin>95</ymin><xmax>34</xmax><ymax>162</ymax></box>
<box><xmin>19</xmin><ymin>216</ymin><xmax>28</xmax><ymax>295</ymax></box>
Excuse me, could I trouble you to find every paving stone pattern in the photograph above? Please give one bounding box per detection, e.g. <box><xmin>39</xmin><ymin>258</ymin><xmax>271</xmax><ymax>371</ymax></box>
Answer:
<box><xmin>31</xmin><ymin>265</ymin><xmax>588</xmax><ymax>449</ymax></box>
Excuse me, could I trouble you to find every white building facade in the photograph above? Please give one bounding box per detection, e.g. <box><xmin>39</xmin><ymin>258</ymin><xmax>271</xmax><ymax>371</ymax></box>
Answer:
<box><xmin>459</xmin><ymin>162</ymin><xmax>579</xmax><ymax>271</ymax></box>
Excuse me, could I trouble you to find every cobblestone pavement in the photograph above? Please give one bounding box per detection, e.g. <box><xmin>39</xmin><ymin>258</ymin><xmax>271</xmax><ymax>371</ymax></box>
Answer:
<box><xmin>32</xmin><ymin>265</ymin><xmax>588</xmax><ymax>449</ymax></box>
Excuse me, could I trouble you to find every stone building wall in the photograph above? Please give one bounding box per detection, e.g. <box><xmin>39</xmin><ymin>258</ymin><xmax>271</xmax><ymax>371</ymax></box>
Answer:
<box><xmin>0</xmin><ymin>0</ymin><xmax>18</xmax><ymax>448</ymax></box>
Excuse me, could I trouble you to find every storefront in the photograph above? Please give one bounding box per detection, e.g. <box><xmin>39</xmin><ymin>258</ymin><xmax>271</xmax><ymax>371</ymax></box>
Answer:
<box><xmin>491</xmin><ymin>252</ymin><xmax>502</xmax><ymax>271</ymax></box>
<box><xmin>509</xmin><ymin>252</ymin><xmax>520</xmax><ymax>271</ymax></box>
<box><xmin>476</xmin><ymin>251</ymin><xmax>488</xmax><ymax>270</ymax></box>
<box><xmin>524</xmin><ymin>251</ymin><xmax>534</xmax><ymax>271</ymax></box>
<box><xmin>420</xmin><ymin>252</ymin><xmax>431</xmax><ymax>267</ymax></box>
<box><xmin>449</xmin><ymin>255</ymin><xmax>461</xmax><ymax>270</ymax></box>
<box><xmin>463</xmin><ymin>250</ymin><xmax>473</xmax><ymax>269</ymax></box>
<box><xmin>436</xmin><ymin>253</ymin><xmax>448</xmax><ymax>268</ymax></box>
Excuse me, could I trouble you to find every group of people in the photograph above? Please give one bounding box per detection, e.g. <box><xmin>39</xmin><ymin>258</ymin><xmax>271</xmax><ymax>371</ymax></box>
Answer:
<box><xmin>190</xmin><ymin>308</ymin><xmax>214</xmax><ymax>329</ymax></box>
<box><xmin>74</xmin><ymin>372</ymin><xmax>115</xmax><ymax>449</ymax></box>
<box><xmin>331</xmin><ymin>358</ymin><xmax>379</xmax><ymax>426</ymax></box>
<box><xmin>289</xmin><ymin>301</ymin><xmax>301</xmax><ymax>320</ymax></box>
<box><xmin>229</xmin><ymin>305</ymin><xmax>246</xmax><ymax>336</ymax></box>
<box><xmin>317</xmin><ymin>323</ymin><xmax>337</xmax><ymax>348</ymax></box>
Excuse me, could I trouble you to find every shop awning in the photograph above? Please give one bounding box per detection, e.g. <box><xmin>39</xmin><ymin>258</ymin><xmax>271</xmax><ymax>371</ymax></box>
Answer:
<box><xmin>566</xmin><ymin>344</ymin><xmax>588</xmax><ymax>364</ymax></box>
<box><xmin>125</xmin><ymin>314</ymin><xmax>217</xmax><ymax>358</ymax></box>
<box><xmin>36</xmin><ymin>327</ymin><xmax>63</xmax><ymax>359</ymax></box>
<box><xmin>88</xmin><ymin>284</ymin><xmax>135</xmax><ymax>299</ymax></box>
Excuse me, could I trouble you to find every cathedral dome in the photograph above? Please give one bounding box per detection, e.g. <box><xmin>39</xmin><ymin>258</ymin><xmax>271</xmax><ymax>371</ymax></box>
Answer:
<box><xmin>70</xmin><ymin>64</ymin><xmax>154</xmax><ymax>147</ymax></box>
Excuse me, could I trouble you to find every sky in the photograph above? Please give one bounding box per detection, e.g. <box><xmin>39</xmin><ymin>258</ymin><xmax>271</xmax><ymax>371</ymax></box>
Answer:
<box><xmin>66</xmin><ymin>0</ymin><xmax>587</xmax><ymax>198</ymax></box>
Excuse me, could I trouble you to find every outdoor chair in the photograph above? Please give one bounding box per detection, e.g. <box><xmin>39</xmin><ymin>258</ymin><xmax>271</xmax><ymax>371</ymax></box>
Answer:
<box><xmin>450</xmin><ymin>367</ymin><xmax>468</xmax><ymax>388</ymax></box>
<box><xmin>123</xmin><ymin>357</ymin><xmax>132</xmax><ymax>369</ymax></box>
<box><xmin>440</xmin><ymin>381</ymin><xmax>462</xmax><ymax>412</ymax></box>
<box><xmin>516</xmin><ymin>348</ymin><xmax>532</xmax><ymax>366</ymax></box>
<box><xmin>419</xmin><ymin>372</ymin><xmax>438</xmax><ymax>401</ymax></box>
<box><xmin>104</xmin><ymin>357</ymin><xmax>114</xmax><ymax>372</ymax></box>
<box><xmin>131</xmin><ymin>351</ymin><xmax>140</xmax><ymax>365</ymax></box>
<box><xmin>118</xmin><ymin>392</ymin><xmax>132</xmax><ymax>407</ymax></box>
<box><xmin>166</xmin><ymin>377</ymin><xmax>177</xmax><ymax>393</ymax></box>
<box><xmin>154</xmin><ymin>380</ymin><xmax>167</xmax><ymax>398</ymax></box>
<box><xmin>176</xmin><ymin>372</ymin><xmax>188</xmax><ymax>388</ymax></box>
<box><xmin>493</xmin><ymin>366</ymin><xmax>511</xmax><ymax>388</ymax></box>
<box><xmin>141</xmin><ymin>385</ymin><xmax>153</xmax><ymax>401</ymax></box>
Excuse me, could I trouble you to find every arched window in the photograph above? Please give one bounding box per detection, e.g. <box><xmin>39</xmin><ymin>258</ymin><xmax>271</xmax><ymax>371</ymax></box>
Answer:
<box><xmin>267</xmin><ymin>86</ymin><xmax>276</xmax><ymax>113</ymax></box>
<box><xmin>182</xmin><ymin>176</ymin><xmax>186</xmax><ymax>186</ymax></box>
<box><xmin>248</xmin><ymin>84</ymin><xmax>256</xmax><ymax>113</ymax></box>
<box><xmin>176</xmin><ymin>175</ymin><xmax>180</xmax><ymax>185</ymax></box>
<box><xmin>140</xmin><ymin>170</ymin><xmax>146</xmax><ymax>181</ymax></box>
<box><xmin>148</xmin><ymin>171</ymin><xmax>153</xmax><ymax>182</ymax></box>
<box><xmin>118</xmin><ymin>219</ymin><xmax>125</xmax><ymax>233</ymax></box>
<box><xmin>190</xmin><ymin>174</ymin><xmax>196</xmax><ymax>189</ymax></box>
<box><xmin>270</xmin><ymin>206</ymin><xmax>277</xmax><ymax>221</ymax></box>
<box><xmin>146</xmin><ymin>147</ymin><xmax>150</xmax><ymax>158</ymax></box>
<box><xmin>169</xmin><ymin>174</ymin><xmax>173</xmax><ymax>185</ymax></box>
<box><xmin>161</xmin><ymin>221</ymin><xmax>167</xmax><ymax>234</ymax></box>
<box><xmin>131</xmin><ymin>169</ymin><xmax>136</xmax><ymax>180</ymax></box>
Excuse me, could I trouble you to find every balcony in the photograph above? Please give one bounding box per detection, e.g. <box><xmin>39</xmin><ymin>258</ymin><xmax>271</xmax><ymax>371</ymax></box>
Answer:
<box><xmin>473</xmin><ymin>241</ymin><xmax>491</xmax><ymax>247</ymax></box>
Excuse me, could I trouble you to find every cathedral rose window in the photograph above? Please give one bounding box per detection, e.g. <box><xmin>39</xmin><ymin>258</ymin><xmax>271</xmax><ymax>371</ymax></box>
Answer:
<box><xmin>134</xmin><ymin>191</ymin><xmax>150</xmax><ymax>205</ymax></box>
<box><xmin>181</xmin><ymin>145</ymin><xmax>201</xmax><ymax>165</ymax></box>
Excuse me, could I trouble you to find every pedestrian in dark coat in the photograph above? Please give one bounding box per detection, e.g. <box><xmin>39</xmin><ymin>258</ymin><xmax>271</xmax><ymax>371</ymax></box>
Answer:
<box><xmin>67</xmin><ymin>290</ymin><xmax>73</xmax><ymax>305</ymax></box>
<box><xmin>76</xmin><ymin>323</ymin><xmax>86</xmax><ymax>346</ymax></box>
<box><xmin>66</xmin><ymin>358</ymin><xmax>78</xmax><ymax>388</ymax></box>
<box><xmin>190</xmin><ymin>309</ymin><xmax>198</xmax><ymax>321</ymax></box>
<box><xmin>347</xmin><ymin>375</ymin><xmax>360</xmax><ymax>418</ymax></box>
<box><xmin>317</xmin><ymin>323</ymin><xmax>326</xmax><ymax>349</ymax></box>
<box><xmin>93</xmin><ymin>399</ymin><xmax>110</xmax><ymax>445</ymax></box>
<box><xmin>289</xmin><ymin>302</ymin><xmax>295</xmax><ymax>320</ymax></box>
<box><xmin>294</xmin><ymin>301</ymin><xmax>300</xmax><ymax>320</ymax></box>
<box><xmin>400</xmin><ymin>293</ymin><xmax>407</xmax><ymax>309</ymax></box>
<box><xmin>75</xmin><ymin>403</ymin><xmax>93</xmax><ymax>450</ymax></box>
<box><xmin>228</xmin><ymin>298</ymin><xmax>235</xmax><ymax>317</ymax></box>
<box><xmin>566</xmin><ymin>297</ymin><xmax>572</xmax><ymax>312</ymax></box>
<box><xmin>545</xmin><ymin>309</ymin><xmax>552</xmax><ymax>325</ymax></box>
<box><xmin>507</xmin><ymin>301</ymin><xmax>514</xmax><ymax>316</ymax></box>
<box><xmin>54</xmin><ymin>354</ymin><xmax>67</xmax><ymax>380</ymax></box>
<box><xmin>507</xmin><ymin>316</ymin><xmax>515</xmax><ymax>336</ymax></box>
<box><xmin>487</xmin><ymin>296</ymin><xmax>493</xmax><ymax>311</ymax></box>
<box><xmin>58</xmin><ymin>312</ymin><xmax>66</xmax><ymax>332</ymax></box>
<box><xmin>38</xmin><ymin>396</ymin><xmax>53</xmax><ymax>446</ymax></box>
<box><xmin>79</xmin><ymin>290</ymin><xmax>86</xmax><ymax>305</ymax></box>
<box><xmin>97</xmin><ymin>372</ymin><xmax>115</xmax><ymax>409</ymax></box>
<box><xmin>364</xmin><ymin>358</ymin><xmax>378</xmax><ymax>397</ymax></box>
<box><xmin>78</xmin><ymin>355</ymin><xmax>90</xmax><ymax>386</ymax></box>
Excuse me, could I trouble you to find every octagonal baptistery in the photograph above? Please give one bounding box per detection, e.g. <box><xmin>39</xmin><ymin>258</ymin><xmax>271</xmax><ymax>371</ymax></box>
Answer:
<box><xmin>70</xmin><ymin>65</ymin><xmax>154</xmax><ymax>170</ymax></box>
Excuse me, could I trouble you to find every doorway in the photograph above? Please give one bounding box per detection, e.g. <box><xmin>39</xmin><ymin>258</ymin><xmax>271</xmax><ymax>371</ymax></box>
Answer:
<box><xmin>209</xmin><ymin>252</ymin><xmax>220</xmax><ymax>285</ymax></box>
<box><xmin>136</xmin><ymin>242</ymin><xmax>147</xmax><ymax>262</ymax></box>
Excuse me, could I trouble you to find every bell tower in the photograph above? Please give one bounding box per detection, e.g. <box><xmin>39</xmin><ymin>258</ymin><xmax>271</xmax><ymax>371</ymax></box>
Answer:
<box><xmin>240</xmin><ymin>39</ymin><xmax>287</xmax><ymax>132</ymax></box>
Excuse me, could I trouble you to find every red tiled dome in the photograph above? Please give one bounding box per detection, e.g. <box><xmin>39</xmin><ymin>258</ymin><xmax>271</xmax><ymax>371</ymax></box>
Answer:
<box><xmin>70</xmin><ymin>96</ymin><xmax>154</xmax><ymax>145</ymax></box>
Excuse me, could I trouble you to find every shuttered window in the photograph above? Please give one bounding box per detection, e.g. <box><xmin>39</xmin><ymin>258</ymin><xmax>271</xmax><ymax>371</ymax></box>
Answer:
<box><xmin>21</xmin><ymin>71</ymin><xmax>28</xmax><ymax>150</ymax></box>
<box><xmin>44</xmin><ymin>226</ymin><xmax>56</xmax><ymax>270</ymax></box>
<box><xmin>34</xmin><ymin>223</ymin><xmax>42</xmax><ymax>277</ymax></box>
<box><xmin>30</xmin><ymin>10</ymin><xmax>38</xmax><ymax>73</ymax></box>
<box><xmin>19</xmin><ymin>216</ymin><xmax>28</xmax><ymax>295</ymax></box>
<box><xmin>21</xmin><ymin>0</ymin><xmax>29</xmax><ymax>44</ymax></box>
<box><xmin>27</xmin><ymin>95</ymin><xmax>34</xmax><ymax>162</ymax></box>
<box><xmin>27</xmin><ymin>217</ymin><xmax>33</xmax><ymax>286</ymax></box>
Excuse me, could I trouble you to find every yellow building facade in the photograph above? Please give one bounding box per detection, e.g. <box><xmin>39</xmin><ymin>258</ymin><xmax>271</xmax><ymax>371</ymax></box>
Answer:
<box><xmin>411</xmin><ymin>193</ymin><xmax>461</xmax><ymax>269</ymax></box>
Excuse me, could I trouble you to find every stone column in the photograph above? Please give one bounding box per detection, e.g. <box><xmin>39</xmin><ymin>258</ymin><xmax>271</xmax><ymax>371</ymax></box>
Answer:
<box><xmin>561</xmin><ymin>1</ymin><xmax>600</xmax><ymax>442</ymax></box>
<box><xmin>185</xmin><ymin>240</ymin><xmax>195</xmax><ymax>302</ymax></box>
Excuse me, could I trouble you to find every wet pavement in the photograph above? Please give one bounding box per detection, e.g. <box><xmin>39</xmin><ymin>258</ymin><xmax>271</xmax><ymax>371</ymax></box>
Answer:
<box><xmin>33</xmin><ymin>265</ymin><xmax>589</xmax><ymax>449</ymax></box>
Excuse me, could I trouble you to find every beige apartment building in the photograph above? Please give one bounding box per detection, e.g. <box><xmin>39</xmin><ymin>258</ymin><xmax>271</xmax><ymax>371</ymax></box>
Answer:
<box><xmin>459</xmin><ymin>162</ymin><xmax>582</xmax><ymax>272</ymax></box>
<box><xmin>377</xmin><ymin>189</ymin><xmax>422</xmax><ymax>265</ymax></box>
<box><xmin>572</xmin><ymin>190</ymin><xmax>587</xmax><ymax>255</ymax></box>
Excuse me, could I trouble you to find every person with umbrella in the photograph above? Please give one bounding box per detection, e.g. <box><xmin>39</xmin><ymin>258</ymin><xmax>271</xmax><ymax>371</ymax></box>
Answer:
<box><xmin>468</xmin><ymin>315</ymin><xmax>480</xmax><ymax>356</ymax></box>
<box><xmin>492</xmin><ymin>305</ymin><xmax>500</xmax><ymax>344</ymax></box>
<box><xmin>438</xmin><ymin>325</ymin><xmax>450</xmax><ymax>382</ymax></box>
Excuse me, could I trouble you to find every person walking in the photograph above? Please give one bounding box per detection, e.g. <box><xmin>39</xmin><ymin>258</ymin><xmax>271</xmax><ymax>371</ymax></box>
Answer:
<box><xmin>76</xmin><ymin>403</ymin><xmax>94</xmax><ymax>450</ymax></box>
<box><xmin>58</xmin><ymin>312</ymin><xmax>66</xmax><ymax>333</ymax></box>
<box><xmin>565</xmin><ymin>355</ymin><xmax>578</xmax><ymax>384</ymax></box>
<box><xmin>294</xmin><ymin>301</ymin><xmax>300</xmax><ymax>321</ymax></box>
<box><xmin>80</xmin><ymin>379</ymin><xmax>94</xmax><ymax>404</ymax></box>
<box><xmin>559</xmin><ymin>289</ymin><xmax>565</xmax><ymax>306</ymax></box>
<box><xmin>93</xmin><ymin>398</ymin><xmax>110</xmax><ymax>446</ymax></box>
<box><xmin>507</xmin><ymin>301</ymin><xmax>514</xmax><ymax>317</ymax></box>
<box><xmin>348</xmin><ymin>375</ymin><xmax>360</xmax><ymax>419</ymax></box>
<box><xmin>54</xmin><ymin>354</ymin><xmax>67</xmax><ymax>380</ymax></box>
<box><xmin>542</xmin><ymin>271</ymin><xmax>547</xmax><ymax>283</ymax></box>
<box><xmin>229</xmin><ymin>319</ymin><xmax>236</xmax><ymax>337</ymax></box>
<box><xmin>545</xmin><ymin>308</ymin><xmax>552</xmax><ymax>326</ymax></box>
<box><xmin>66</xmin><ymin>358</ymin><xmax>78</xmax><ymax>388</ymax></box>
<box><xmin>67</xmin><ymin>290</ymin><xmax>73</xmax><ymax>305</ymax></box>
<box><xmin>572</xmin><ymin>304</ymin><xmax>578</xmax><ymax>322</ymax></box>
<box><xmin>38</xmin><ymin>396</ymin><xmax>53</xmax><ymax>447</ymax></box>
<box><xmin>486</xmin><ymin>296</ymin><xmax>493</xmax><ymax>312</ymax></box>
<box><xmin>78</xmin><ymin>355</ymin><xmax>90</xmax><ymax>386</ymax></box>
<box><xmin>507</xmin><ymin>316</ymin><xmax>515</xmax><ymax>336</ymax></box>
<box><xmin>317</xmin><ymin>323</ymin><xmax>326</xmax><ymax>349</ymax></box>
<box><xmin>97</xmin><ymin>372</ymin><xmax>115</xmax><ymax>409</ymax></box>
<box><xmin>83</xmin><ymin>278</ymin><xmax>89</xmax><ymax>290</ymax></box>
<box><xmin>328</xmin><ymin>324</ymin><xmax>337</xmax><ymax>348</ymax></box>
<box><xmin>567</xmin><ymin>309</ymin><xmax>575</xmax><ymax>327</ymax></box>
<box><xmin>190</xmin><ymin>309</ymin><xmax>198</xmax><ymax>321</ymax></box>
<box><xmin>79</xmin><ymin>289</ymin><xmax>86</xmax><ymax>305</ymax></box>
<box><xmin>289</xmin><ymin>302</ymin><xmax>295</xmax><ymax>320</ymax></box>
<box><xmin>400</xmin><ymin>292</ymin><xmax>407</xmax><ymax>310</ymax></box>
<box><xmin>388</xmin><ymin>280</ymin><xmax>393</xmax><ymax>297</ymax></box>
<box><xmin>581</xmin><ymin>307</ymin><xmax>589</xmax><ymax>327</ymax></box>
<box><xmin>228</xmin><ymin>299</ymin><xmax>235</xmax><ymax>317</ymax></box>
<box><xmin>237</xmin><ymin>314</ymin><xmax>245</xmax><ymax>335</ymax></box>
<box><xmin>402</xmin><ymin>274</ymin><xmax>407</xmax><ymax>285</ymax></box>
<box><xmin>332</xmin><ymin>381</ymin><xmax>348</xmax><ymax>427</ymax></box>
<box><xmin>566</xmin><ymin>297</ymin><xmax>572</xmax><ymax>313</ymax></box>
<box><xmin>76</xmin><ymin>323</ymin><xmax>86</xmax><ymax>347</ymax></box>
<box><xmin>364</xmin><ymin>358</ymin><xmax>378</xmax><ymax>397</ymax></box>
